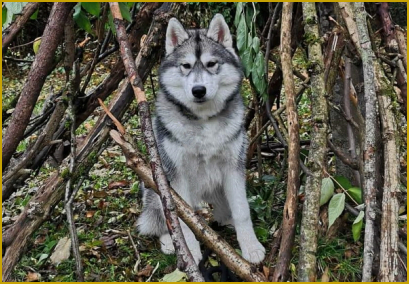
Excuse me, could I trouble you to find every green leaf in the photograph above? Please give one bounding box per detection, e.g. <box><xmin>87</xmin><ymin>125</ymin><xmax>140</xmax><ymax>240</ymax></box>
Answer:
<box><xmin>255</xmin><ymin>226</ymin><xmax>269</xmax><ymax>242</ymax></box>
<box><xmin>245</xmin><ymin>6</ymin><xmax>254</xmax><ymax>34</ymax></box>
<box><xmin>81</xmin><ymin>2</ymin><xmax>100</xmax><ymax>17</ymax></box>
<box><xmin>107</xmin><ymin>12</ymin><xmax>116</xmax><ymax>35</ymax></box>
<box><xmin>252</xmin><ymin>37</ymin><xmax>260</xmax><ymax>54</ymax></box>
<box><xmin>208</xmin><ymin>257</ymin><xmax>218</xmax><ymax>267</ymax></box>
<box><xmin>162</xmin><ymin>268</ymin><xmax>187</xmax><ymax>282</ymax></box>
<box><xmin>5</xmin><ymin>2</ymin><xmax>27</xmax><ymax>15</ymax></box>
<box><xmin>74</xmin><ymin>10</ymin><xmax>93</xmax><ymax>35</ymax></box>
<box><xmin>2</xmin><ymin>7</ymin><xmax>7</xmax><ymax>25</ymax></box>
<box><xmin>352</xmin><ymin>211</ymin><xmax>364</xmax><ymax>241</ymax></box>
<box><xmin>234</xmin><ymin>3</ymin><xmax>243</xmax><ymax>27</ymax></box>
<box><xmin>328</xmin><ymin>193</ymin><xmax>345</xmax><ymax>229</ymax></box>
<box><xmin>347</xmin><ymin>187</ymin><xmax>363</xmax><ymax>204</ymax></box>
<box><xmin>241</xmin><ymin>49</ymin><xmax>254</xmax><ymax>77</ymax></box>
<box><xmin>252</xmin><ymin>51</ymin><xmax>267</xmax><ymax>96</ymax></box>
<box><xmin>334</xmin><ymin>175</ymin><xmax>352</xmax><ymax>190</ymax></box>
<box><xmin>2</xmin><ymin>7</ymin><xmax>14</xmax><ymax>28</ymax></box>
<box><xmin>320</xmin><ymin>177</ymin><xmax>334</xmax><ymax>206</ymax></box>
<box><xmin>247</xmin><ymin>33</ymin><xmax>253</xmax><ymax>50</ymax></box>
<box><xmin>33</xmin><ymin>37</ymin><xmax>41</xmax><ymax>54</ymax></box>
<box><xmin>236</xmin><ymin>14</ymin><xmax>247</xmax><ymax>53</ymax></box>
<box><xmin>30</xmin><ymin>8</ymin><xmax>38</xmax><ymax>20</ymax></box>
<box><xmin>73</xmin><ymin>3</ymin><xmax>82</xmax><ymax>19</ymax></box>
<box><xmin>119</xmin><ymin>2</ymin><xmax>132</xmax><ymax>22</ymax></box>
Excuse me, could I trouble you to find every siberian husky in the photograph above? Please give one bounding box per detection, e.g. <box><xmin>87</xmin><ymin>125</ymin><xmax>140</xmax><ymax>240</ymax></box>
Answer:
<box><xmin>137</xmin><ymin>14</ymin><xmax>265</xmax><ymax>264</ymax></box>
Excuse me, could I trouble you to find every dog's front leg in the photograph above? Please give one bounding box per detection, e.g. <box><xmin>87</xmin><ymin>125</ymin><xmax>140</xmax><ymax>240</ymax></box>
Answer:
<box><xmin>161</xmin><ymin>179</ymin><xmax>202</xmax><ymax>264</ymax></box>
<box><xmin>224</xmin><ymin>171</ymin><xmax>266</xmax><ymax>263</ymax></box>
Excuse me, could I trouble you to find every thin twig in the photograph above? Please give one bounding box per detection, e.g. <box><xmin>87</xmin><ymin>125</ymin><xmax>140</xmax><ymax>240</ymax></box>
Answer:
<box><xmin>64</xmin><ymin>60</ymin><xmax>84</xmax><ymax>281</ymax></box>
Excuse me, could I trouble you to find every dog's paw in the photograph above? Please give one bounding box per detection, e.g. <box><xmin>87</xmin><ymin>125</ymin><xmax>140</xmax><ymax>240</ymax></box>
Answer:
<box><xmin>240</xmin><ymin>240</ymin><xmax>266</xmax><ymax>264</ymax></box>
<box><xmin>160</xmin><ymin>234</ymin><xmax>175</xmax><ymax>254</ymax></box>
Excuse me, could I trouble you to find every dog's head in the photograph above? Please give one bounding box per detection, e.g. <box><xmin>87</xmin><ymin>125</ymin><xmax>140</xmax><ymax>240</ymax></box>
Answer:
<box><xmin>159</xmin><ymin>14</ymin><xmax>243</xmax><ymax>118</ymax></box>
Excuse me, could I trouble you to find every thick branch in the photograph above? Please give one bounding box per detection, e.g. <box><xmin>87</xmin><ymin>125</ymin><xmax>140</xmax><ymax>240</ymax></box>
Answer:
<box><xmin>272</xmin><ymin>3</ymin><xmax>300</xmax><ymax>281</ymax></box>
<box><xmin>298</xmin><ymin>3</ymin><xmax>329</xmax><ymax>281</ymax></box>
<box><xmin>354</xmin><ymin>3</ymin><xmax>379</xmax><ymax>281</ymax></box>
<box><xmin>374</xmin><ymin>60</ymin><xmax>401</xmax><ymax>281</ymax></box>
<box><xmin>2</xmin><ymin>2</ymin><xmax>76</xmax><ymax>171</ymax></box>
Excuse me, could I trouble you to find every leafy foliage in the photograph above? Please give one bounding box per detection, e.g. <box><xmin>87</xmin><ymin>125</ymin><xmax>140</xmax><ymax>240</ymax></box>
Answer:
<box><xmin>352</xmin><ymin>211</ymin><xmax>364</xmax><ymax>242</ymax></box>
<box><xmin>234</xmin><ymin>3</ymin><xmax>267</xmax><ymax>98</ymax></box>
<box><xmin>320</xmin><ymin>177</ymin><xmax>334</xmax><ymax>206</ymax></box>
<box><xmin>2</xmin><ymin>2</ymin><xmax>28</xmax><ymax>29</ymax></box>
<box><xmin>328</xmin><ymin>193</ymin><xmax>345</xmax><ymax>229</ymax></box>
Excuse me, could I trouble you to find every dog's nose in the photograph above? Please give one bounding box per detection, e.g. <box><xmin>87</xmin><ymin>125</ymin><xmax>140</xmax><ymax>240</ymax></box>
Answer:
<box><xmin>192</xmin><ymin>86</ymin><xmax>206</xmax><ymax>98</ymax></box>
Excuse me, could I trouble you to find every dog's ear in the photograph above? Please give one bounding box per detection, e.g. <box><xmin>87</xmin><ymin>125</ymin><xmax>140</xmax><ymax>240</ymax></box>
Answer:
<box><xmin>166</xmin><ymin>18</ymin><xmax>189</xmax><ymax>55</ymax></box>
<box><xmin>207</xmin><ymin>14</ymin><xmax>233</xmax><ymax>49</ymax></box>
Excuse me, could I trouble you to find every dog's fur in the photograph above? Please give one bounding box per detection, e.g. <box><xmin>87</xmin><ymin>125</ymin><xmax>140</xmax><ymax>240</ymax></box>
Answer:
<box><xmin>137</xmin><ymin>14</ymin><xmax>265</xmax><ymax>264</ymax></box>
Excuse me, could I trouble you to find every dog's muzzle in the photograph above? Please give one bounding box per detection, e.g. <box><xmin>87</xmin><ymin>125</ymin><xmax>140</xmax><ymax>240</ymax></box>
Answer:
<box><xmin>192</xmin><ymin>85</ymin><xmax>206</xmax><ymax>100</ymax></box>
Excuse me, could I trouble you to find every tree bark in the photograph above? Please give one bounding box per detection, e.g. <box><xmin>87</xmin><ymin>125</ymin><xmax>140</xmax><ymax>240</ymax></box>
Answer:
<box><xmin>373</xmin><ymin>60</ymin><xmax>401</xmax><ymax>281</ymax></box>
<box><xmin>377</xmin><ymin>2</ymin><xmax>407</xmax><ymax>118</ymax></box>
<box><xmin>354</xmin><ymin>2</ymin><xmax>379</xmax><ymax>281</ymax></box>
<box><xmin>395</xmin><ymin>26</ymin><xmax>407</xmax><ymax>73</ymax></box>
<box><xmin>2</xmin><ymin>2</ymin><xmax>41</xmax><ymax>53</ymax></box>
<box><xmin>298</xmin><ymin>3</ymin><xmax>329</xmax><ymax>281</ymax></box>
<box><xmin>2</xmin><ymin>2</ymin><xmax>76</xmax><ymax>171</ymax></box>
<box><xmin>272</xmin><ymin>3</ymin><xmax>300</xmax><ymax>281</ymax></box>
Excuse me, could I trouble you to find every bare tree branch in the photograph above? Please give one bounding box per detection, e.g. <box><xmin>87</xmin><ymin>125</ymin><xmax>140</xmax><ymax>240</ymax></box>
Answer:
<box><xmin>354</xmin><ymin>3</ymin><xmax>379</xmax><ymax>281</ymax></box>
<box><xmin>272</xmin><ymin>3</ymin><xmax>300</xmax><ymax>281</ymax></box>
<box><xmin>298</xmin><ymin>3</ymin><xmax>329</xmax><ymax>281</ymax></box>
<box><xmin>2</xmin><ymin>2</ymin><xmax>76</xmax><ymax>171</ymax></box>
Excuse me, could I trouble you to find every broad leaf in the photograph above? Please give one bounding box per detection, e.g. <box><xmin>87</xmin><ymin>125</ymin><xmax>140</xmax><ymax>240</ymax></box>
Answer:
<box><xmin>5</xmin><ymin>2</ymin><xmax>27</xmax><ymax>15</ymax></box>
<box><xmin>320</xmin><ymin>177</ymin><xmax>334</xmax><ymax>206</ymax></box>
<box><xmin>347</xmin><ymin>187</ymin><xmax>363</xmax><ymax>204</ymax></box>
<box><xmin>328</xmin><ymin>193</ymin><xmax>345</xmax><ymax>229</ymax></box>
<box><xmin>252</xmin><ymin>36</ymin><xmax>260</xmax><ymax>54</ymax></box>
<box><xmin>247</xmin><ymin>32</ymin><xmax>253</xmax><ymax>50</ymax></box>
<box><xmin>81</xmin><ymin>2</ymin><xmax>100</xmax><ymax>17</ymax></box>
<box><xmin>119</xmin><ymin>2</ymin><xmax>132</xmax><ymax>22</ymax></box>
<box><xmin>73</xmin><ymin>3</ymin><xmax>82</xmax><ymax>19</ymax></box>
<box><xmin>234</xmin><ymin>3</ymin><xmax>243</xmax><ymax>27</ymax></box>
<box><xmin>334</xmin><ymin>175</ymin><xmax>352</xmax><ymax>190</ymax></box>
<box><xmin>74</xmin><ymin>10</ymin><xmax>93</xmax><ymax>35</ymax></box>
<box><xmin>236</xmin><ymin>14</ymin><xmax>247</xmax><ymax>53</ymax></box>
<box><xmin>252</xmin><ymin>51</ymin><xmax>267</xmax><ymax>96</ymax></box>
<box><xmin>107</xmin><ymin>12</ymin><xmax>116</xmax><ymax>35</ymax></box>
<box><xmin>33</xmin><ymin>37</ymin><xmax>41</xmax><ymax>54</ymax></box>
<box><xmin>162</xmin><ymin>268</ymin><xmax>187</xmax><ymax>282</ymax></box>
<box><xmin>2</xmin><ymin>8</ymin><xmax>7</xmax><ymax>25</ymax></box>
<box><xmin>2</xmin><ymin>7</ymin><xmax>14</xmax><ymax>29</ymax></box>
<box><xmin>241</xmin><ymin>49</ymin><xmax>253</xmax><ymax>78</ymax></box>
<box><xmin>352</xmin><ymin>211</ymin><xmax>364</xmax><ymax>241</ymax></box>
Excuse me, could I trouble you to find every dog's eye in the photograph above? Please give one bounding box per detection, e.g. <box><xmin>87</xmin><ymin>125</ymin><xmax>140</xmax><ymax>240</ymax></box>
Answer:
<box><xmin>207</xmin><ymin>61</ymin><xmax>217</xmax><ymax>68</ymax></box>
<box><xmin>182</xmin><ymin>63</ymin><xmax>191</xmax><ymax>69</ymax></box>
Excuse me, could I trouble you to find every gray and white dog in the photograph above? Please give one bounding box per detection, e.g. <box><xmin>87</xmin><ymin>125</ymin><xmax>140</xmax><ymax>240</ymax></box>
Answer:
<box><xmin>137</xmin><ymin>14</ymin><xmax>265</xmax><ymax>264</ymax></box>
